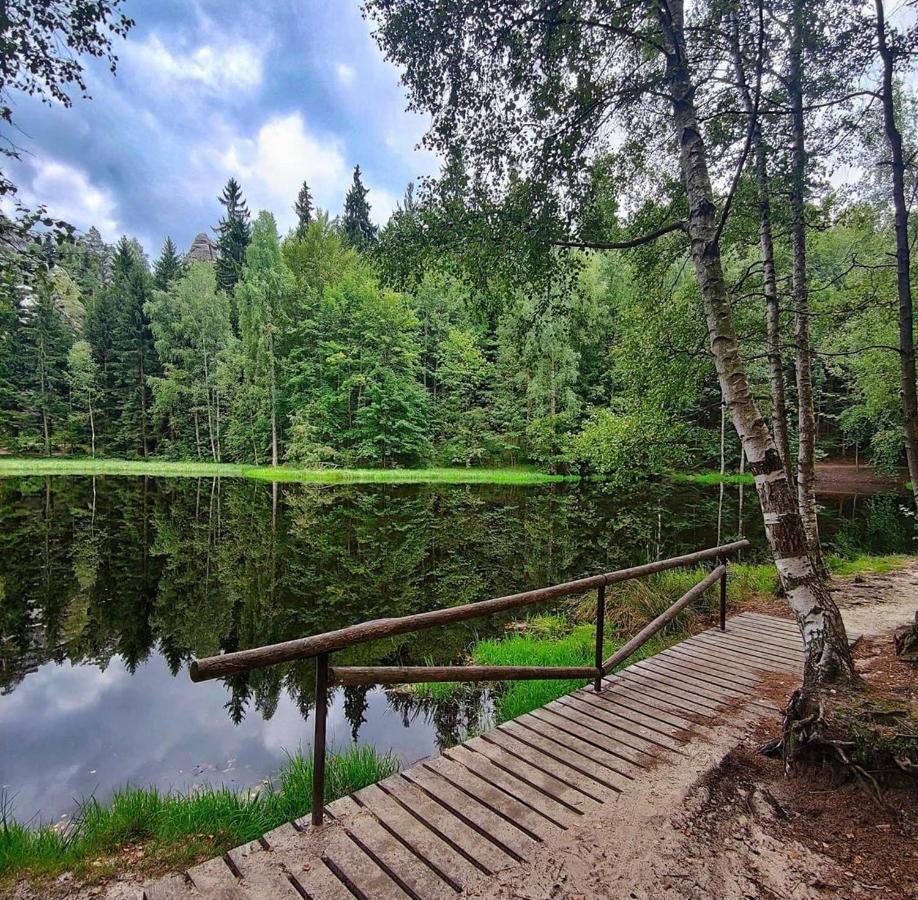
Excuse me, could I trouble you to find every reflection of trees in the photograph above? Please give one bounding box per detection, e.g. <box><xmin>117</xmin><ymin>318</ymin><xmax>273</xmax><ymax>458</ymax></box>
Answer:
<box><xmin>5</xmin><ymin>473</ymin><xmax>904</xmax><ymax>724</ymax></box>
<box><xmin>343</xmin><ymin>685</ymin><xmax>369</xmax><ymax>742</ymax></box>
<box><xmin>387</xmin><ymin>688</ymin><xmax>489</xmax><ymax>751</ymax></box>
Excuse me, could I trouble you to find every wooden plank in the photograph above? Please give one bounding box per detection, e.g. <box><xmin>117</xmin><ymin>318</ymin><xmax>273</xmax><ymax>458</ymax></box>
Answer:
<box><xmin>424</xmin><ymin>753</ymin><xmax>563</xmax><ymax>841</ymax></box>
<box><xmin>504</xmin><ymin>717</ymin><xmax>634</xmax><ymax>787</ymax></box>
<box><xmin>736</xmin><ymin>613</ymin><xmax>799</xmax><ymax>635</ymax></box>
<box><xmin>353</xmin><ymin>783</ymin><xmax>484</xmax><ymax>888</ymax></box>
<box><xmin>581</xmin><ymin>678</ymin><xmax>702</xmax><ymax>728</ymax></box>
<box><xmin>290</xmin><ymin>858</ymin><xmax>356</xmax><ymax>900</ymax></box>
<box><xmin>375</xmin><ymin>775</ymin><xmax>519</xmax><ymax>874</ymax></box>
<box><xmin>601</xmin><ymin>670</ymin><xmax>721</xmax><ymax>719</ymax></box>
<box><xmin>630</xmin><ymin>658</ymin><xmax>753</xmax><ymax>702</ymax></box>
<box><xmin>701</xmin><ymin>631</ymin><xmax>803</xmax><ymax>665</ymax></box>
<box><xmin>483</xmin><ymin>728</ymin><xmax>619</xmax><ymax>803</ymax></box>
<box><xmin>723</xmin><ymin>621</ymin><xmax>806</xmax><ymax>654</ymax></box>
<box><xmin>402</xmin><ymin>764</ymin><xmax>537</xmax><ymax>859</ymax></box>
<box><xmin>555</xmin><ymin>694</ymin><xmax>688</xmax><ymax>754</ymax></box>
<box><xmin>443</xmin><ymin>744</ymin><xmax>576</xmax><ymax>830</ymax></box>
<box><xmin>227</xmin><ymin>838</ymin><xmax>303</xmax><ymax>899</ymax></box>
<box><xmin>464</xmin><ymin>735</ymin><xmax>601</xmax><ymax>813</ymax></box>
<box><xmin>186</xmin><ymin>856</ymin><xmax>248</xmax><ymax>898</ymax></box>
<box><xmin>533</xmin><ymin>705</ymin><xmax>656</xmax><ymax>765</ymax></box>
<box><xmin>330</xmin><ymin>796</ymin><xmax>459</xmax><ymax>898</ymax></box>
<box><xmin>144</xmin><ymin>875</ymin><xmax>189</xmax><ymax>900</ymax></box>
<box><xmin>322</xmin><ymin>828</ymin><xmax>414</xmax><ymax>899</ymax></box>
<box><xmin>554</xmin><ymin>689</ymin><xmax>691</xmax><ymax>745</ymax></box>
<box><xmin>685</xmin><ymin>641</ymin><xmax>801</xmax><ymax>677</ymax></box>
<box><xmin>659</xmin><ymin>644</ymin><xmax>763</xmax><ymax>684</ymax></box>
<box><xmin>650</xmin><ymin>650</ymin><xmax>763</xmax><ymax>689</ymax></box>
<box><xmin>331</xmin><ymin>664</ymin><xmax>596</xmax><ymax>685</ymax></box>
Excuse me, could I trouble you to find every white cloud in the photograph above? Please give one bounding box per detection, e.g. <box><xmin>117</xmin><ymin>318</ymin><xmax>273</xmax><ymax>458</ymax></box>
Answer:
<box><xmin>127</xmin><ymin>34</ymin><xmax>264</xmax><ymax>94</ymax></box>
<box><xmin>19</xmin><ymin>159</ymin><xmax>120</xmax><ymax>240</ymax></box>
<box><xmin>367</xmin><ymin>184</ymin><xmax>399</xmax><ymax>226</ymax></box>
<box><xmin>216</xmin><ymin>113</ymin><xmax>349</xmax><ymax>232</ymax></box>
<box><xmin>335</xmin><ymin>62</ymin><xmax>356</xmax><ymax>87</ymax></box>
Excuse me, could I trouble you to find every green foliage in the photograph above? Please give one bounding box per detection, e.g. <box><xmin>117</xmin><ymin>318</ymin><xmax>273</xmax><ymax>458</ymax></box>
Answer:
<box><xmin>342</xmin><ymin>164</ymin><xmax>377</xmax><ymax>252</ymax></box>
<box><xmin>0</xmin><ymin>746</ymin><xmax>399</xmax><ymax>883</ymax></box>
<box><xmin>152</xmin><ymin>237</ymin><xmax>185</xmax><ymax>291</ymax></box>
<box><xmin>214</xmin><ymin>178</ymin><xmax>251</xmax><ymax>295</ymax></box>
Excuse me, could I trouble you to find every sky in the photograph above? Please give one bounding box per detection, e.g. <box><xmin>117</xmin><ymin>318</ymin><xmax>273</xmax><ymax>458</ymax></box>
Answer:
<box><xmin>5</xmin><ymin>0</ymin><xmax>438</xmax><ymax>256</ymax></box>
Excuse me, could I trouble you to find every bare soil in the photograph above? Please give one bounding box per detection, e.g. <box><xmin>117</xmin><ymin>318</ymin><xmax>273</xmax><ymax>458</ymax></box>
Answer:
<box><xmin>831</xmin><ymin>560</ymin><xmax>918</xmax><ymax>641</ymax></box>
<box><xmin>815</xmin><ymin>460</ymin><xmax>907</xmax><ymax>496</ymax></box>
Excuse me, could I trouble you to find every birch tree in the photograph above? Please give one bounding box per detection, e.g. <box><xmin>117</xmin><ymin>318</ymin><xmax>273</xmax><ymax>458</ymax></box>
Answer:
<box><xmin>365</xmin><ymin>0</ymin><xmax>857</xmax><ymax>694</ymax></box>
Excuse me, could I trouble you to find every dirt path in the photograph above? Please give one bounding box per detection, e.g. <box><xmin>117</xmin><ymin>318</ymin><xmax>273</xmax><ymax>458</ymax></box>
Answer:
<box><xmin>815</xmin><ymin>460</ymin><xmax>906</xmax><ymax>496</ymax></box>
<box><xmin>831</xmin><ymin>560</ymin><xmax>918</xmax><ymax>639</ymax></box>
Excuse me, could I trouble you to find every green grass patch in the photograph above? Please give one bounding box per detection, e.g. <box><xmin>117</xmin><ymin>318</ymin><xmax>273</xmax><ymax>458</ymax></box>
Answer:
<box><xmin>670</xmin><ymin>470</ymin><xmax>755</xmax><ymax>485</ymax></box>
<box><xmin>825</xmin><ymin>554</ymin><xmax>910</xmax><ymax>578</ymax></box>
<box><xmin>0</xmin><ymin>745</ymin><xmax>398</xmax><ymax>887</ymax></box>
<box><xmin>0</xmin><ymin>456</ymin><xmax>573</xmax><ymax>485</ymax></box>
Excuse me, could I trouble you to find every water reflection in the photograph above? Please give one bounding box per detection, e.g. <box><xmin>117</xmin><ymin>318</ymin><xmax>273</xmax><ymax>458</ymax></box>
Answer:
<box><xmin>0</xmin><ymin>475</ymin><xmax>911</xmax><ymax>822</ymax></box>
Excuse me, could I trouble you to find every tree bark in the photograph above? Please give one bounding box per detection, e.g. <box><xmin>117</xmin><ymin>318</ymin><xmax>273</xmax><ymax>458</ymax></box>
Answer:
<box><xmin>726</xmin><ymin>5</ymin><xmax>793</xmax><ymax>483</ymax></box>
<box><xmin>89</xmin><ymin>393</ymin><xmax>96</xmax><ymax>458</ymax></box>
<box><xmin>875</xmin><ymin>0</ymin><xmax>918</xmax><ymax>508</ymax></box>
<box><xmin>788</xmin><ymin>0</ymin><xmax>825</xmax><ymax>577</ymax></box>
<box><xmin>655</xmin><ymin>0</ymin><xmax>855</xmax><ymax>687</ymax></box>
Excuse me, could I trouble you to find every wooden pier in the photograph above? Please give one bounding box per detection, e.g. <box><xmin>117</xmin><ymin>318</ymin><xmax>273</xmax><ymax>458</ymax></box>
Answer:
<box><xmin>146</xmin><ymin>610</ymin><xmax>810</xmax><ymax>900</ymax></box>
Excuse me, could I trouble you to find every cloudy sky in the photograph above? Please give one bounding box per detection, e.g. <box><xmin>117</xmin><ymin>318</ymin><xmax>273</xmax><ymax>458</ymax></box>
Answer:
<box><xmin>6</xmin><ymin>0</ymin><xmax>436</xmax><ymax>256</ymax></box>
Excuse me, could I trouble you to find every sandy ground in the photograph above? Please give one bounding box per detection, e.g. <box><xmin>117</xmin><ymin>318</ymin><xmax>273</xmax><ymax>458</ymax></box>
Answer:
<box><xmin>831</xmin><ymin>560</ymin><xmax>918</xmax><ymax>640</ymax></box>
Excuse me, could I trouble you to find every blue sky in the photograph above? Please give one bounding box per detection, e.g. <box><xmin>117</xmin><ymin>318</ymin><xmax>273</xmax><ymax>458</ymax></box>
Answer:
<box><xmin>6</xmin><ymin>0</ymin><xmax>436</xmax><ymax>256</ymax></box>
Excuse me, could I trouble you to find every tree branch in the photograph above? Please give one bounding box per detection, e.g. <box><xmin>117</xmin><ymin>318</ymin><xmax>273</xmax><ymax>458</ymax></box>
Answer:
<box><xmin>553</xmin><ymin>219</ymin><xmax>688</xmax><ymax>250</ymax></box>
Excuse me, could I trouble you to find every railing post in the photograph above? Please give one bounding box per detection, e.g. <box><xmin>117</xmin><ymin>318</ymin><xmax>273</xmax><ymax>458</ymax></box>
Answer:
<box><xmin>594</xmin><ymin>583</ymin><xmax>606</xmax><ymax>691</ymax></box>
<box><xmin>718</xmin><ymin>557</ymin><xmax>727</xmax><ymax>632</ymax></box>
<box><xmin>311</xmin><ymin>652</ymin><xmax>329</xmax><ymax>827</ymax></box>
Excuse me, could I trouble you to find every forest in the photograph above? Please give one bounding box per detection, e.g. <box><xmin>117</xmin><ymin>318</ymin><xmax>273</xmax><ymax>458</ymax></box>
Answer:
<box><xmin>0</xmin><ymin>4</ymin><xmax>915</xmax><ymax>486</ymax></box>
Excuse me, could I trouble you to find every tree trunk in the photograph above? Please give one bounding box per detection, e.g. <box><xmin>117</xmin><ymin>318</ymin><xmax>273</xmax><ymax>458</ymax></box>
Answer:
<box><xmin>656</xmin><ymin>0</ymin><xmax>855</xmax><ymax>687</ymax></box>
<box><xmin>89</xmin><ymin>394</ymin><xmax>96</xmax><ymax>458</ymax></box>
<box><xmin>876</xmin><ymin>0</ymin><xmax>918</xmax><ymax>508</ymax></box>
<box><xmin>788</xmin><ymin>0</ymin><xmax>825</xmax><ymax>577</ymax></box>
<box><xmin>726</xmin><ymin>9</ymin><xmax>792</xmax><ymax>482</ymax></box>
<box><xmin>269</xmin><ymin>333</ymin><xmax>279</xmax><ymax>467</ymax></box>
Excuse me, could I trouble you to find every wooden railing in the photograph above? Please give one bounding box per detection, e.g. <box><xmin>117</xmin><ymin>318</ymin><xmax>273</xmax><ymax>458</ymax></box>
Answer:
<box><xmin>190</xmin><ymin>538</ymin><xmax>749</xmax><ymax>825</ymax></box>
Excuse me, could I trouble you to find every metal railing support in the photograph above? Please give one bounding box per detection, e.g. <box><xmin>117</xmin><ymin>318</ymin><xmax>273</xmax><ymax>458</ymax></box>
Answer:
<box><xmin>312</xmin><ymin>652</ymin><xmax>329</xmax><ymax>827</ymax></box>
<box><xmin>594</xmin><ymin>583</ymin><xmax>606</xmax><ymax>692</ymax></box>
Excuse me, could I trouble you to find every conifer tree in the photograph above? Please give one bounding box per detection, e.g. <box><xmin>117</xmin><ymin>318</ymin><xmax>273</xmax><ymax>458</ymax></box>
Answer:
<box><xmin>214</xmin><ymin>178</ymin><xmax>251</xmax><ymax>295</ymax></box>
<box><xmin>153</xmin><ymin>237</ymin><xmax>185</xmax><ymax>291</ymax></box>
<box><xmin>342</xmin><ymin>165</ymin><xmax>377</xmax><ymax>252</ymax></box>
<box><xmin>109</xmin><ymin>238</ymin><xmax>158</xmax><ymax>457</ymax></box>
<box><xmin>294</xmin><ymin>180</ymin><xmax>314</xmax><ymax>238</ymax></box>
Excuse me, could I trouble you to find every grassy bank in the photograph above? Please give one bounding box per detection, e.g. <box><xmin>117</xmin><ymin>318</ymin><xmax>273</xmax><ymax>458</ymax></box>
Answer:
<box><xmin>670</xmin><ymin>470</ymin><xmax>755</xmax><ymax>486</ymax></box>
<box><xmin>0</xmin><ymin>745</ymin><xmax>398</xmax><ymax>888</ymax></box>
<box><xmin>0</xmin><ymin>456</ymin><xmax>574</xmax><ymax>485</ymax></box>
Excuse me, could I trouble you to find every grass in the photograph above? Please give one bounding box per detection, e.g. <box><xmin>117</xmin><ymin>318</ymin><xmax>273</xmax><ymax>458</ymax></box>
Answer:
<box><xmin>0</xmin><ymin>745</ymin><xmax>399</xmax><ymax>888</ymax></box>
<box><xmin>0</xmin><ymin>456</ymin><xmax>573</xmax><ymax>485</ymax></box>
<box><xmin>670</xmin><ymin>470</ymin><xmax>755</xmax><ymax>485</ymax></box>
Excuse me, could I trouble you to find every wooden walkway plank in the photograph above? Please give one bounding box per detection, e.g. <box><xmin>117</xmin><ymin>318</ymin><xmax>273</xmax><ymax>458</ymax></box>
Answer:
<box><xmin>656</xmin><ymin>646</ymin><xmax>764</xmax><ymax>685</ymax></box>
<box><xmin>330</xmin><ymin>795</ymin><xmax>459</xmax><ymax>898</ymax></box>
<box><xmin>602</xmin><ymin>669</ymin><xmax>722</xmax><ymax>718</ymax></box>
<box><xmin>629</xmin><ymin>658</ymin><xmax>756</xmax><ymax>702</ymax></box>
<box><xmin>463</xmin><ymin>735</ymin><xmax>602</xmax><ymax>814</ymax></box>
<box><xmin>710</xmin><ymin>624</ymin><xmax>804</xmax><ymax>659</ymax></box>
<box><xmin>505</xmin><ymin>717</ymin><xmax>635</xmax><ymax>786</ymax></box>
<box><xmin>353</xmin><ymin>783</ymin><xmax>484</xmax><ymax>888</ymax></box>
<box><xmin>555</xmin><ymin>694</ymin><xmax>689</xmax><ymax>754</ymax></box>
<box><xmin>642</xmin><ymin>652</ymin><xmax>764</xmax><ymax>692</ymax></box>
<box><xmin>374</xmin><ymin>775</ymin><xmax>519</xmax><ymax>874</ymax></box>
<box><xmin>577</xmin><ymin>678</ymin><xmax>702</xmax><ymax>728</ymax></box>
<box><xmin>682</xmin><ymin>634</ymin><xmax>802</xmax><ymax>670</ymax></box>
<box><xmin>402</xmin><ymin>763</ymin><xmax>538</xmax><ymax>859</ymax></box>
<box><xmin>186</xmin><ymin>856</ymin><xmax>248</xmax><ymax>898</ymax></box>
<box><xmin>553</xmin><ymin>690</ymin><xmax>691</xmax><ymax>747</ymax></box>
<box><xmin>442</xmin><ymin>744</ymin><xmax>576</xmax><ymax>830</ymax></box>
<box><xmin>485</xmin><ymin>726</ymin><xmax>622</xmax><ymax>802</ymax></box>
<box><xmin>226</xmin><ymin>838</ymin><xmax>303</xmax><ymax>900</ymax></box>
<box><xmin>423</xmin><ymin>753</ymin><xmax>563</xmax><ymax>841</ymax></box>
<box><xmin>144</xmin><ymin>875</ymin><xmax>189</xmax><ymax>900</ymax></box>
<box><xmin>321</xmin><ymin>828</ymin><xmax>414</xmax><ymax>900</ymax></box>
<box><xmin>531</xmin><ymin>705</ymin><xmax>658</xmax><ymax>765</ymax></box>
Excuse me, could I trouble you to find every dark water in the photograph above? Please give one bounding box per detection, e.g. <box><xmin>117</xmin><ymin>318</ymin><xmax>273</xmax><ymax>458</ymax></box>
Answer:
<box><xmin>0</xmin><ymin>475</ymin><xmax>912</xmax><ymax>823</ymax></box>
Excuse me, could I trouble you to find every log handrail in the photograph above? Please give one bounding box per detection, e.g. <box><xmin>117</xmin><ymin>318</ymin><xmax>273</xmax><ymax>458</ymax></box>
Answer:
<box><xmin>189</xmin><ymin>537</ymin><xmax>749</xmax><ymax>826</ymax></box>
<box><xmin>189</xmin><ymin>539</ymin><xmax>750</xmax><ymax>683</ymax></box>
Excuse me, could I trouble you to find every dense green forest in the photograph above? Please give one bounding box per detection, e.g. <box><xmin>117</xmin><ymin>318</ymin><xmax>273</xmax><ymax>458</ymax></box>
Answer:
<box><xmin>0</xmin><ymin>165</ymin><xmax>910</xmax><ymax>480</ymax></box>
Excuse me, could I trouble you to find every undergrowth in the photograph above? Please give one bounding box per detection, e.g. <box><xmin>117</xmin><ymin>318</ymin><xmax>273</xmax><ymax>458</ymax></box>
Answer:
<box><xmin>0</xmin><ymin>745</ymin><xmax>398</xmax><ymax>886</ymax></box>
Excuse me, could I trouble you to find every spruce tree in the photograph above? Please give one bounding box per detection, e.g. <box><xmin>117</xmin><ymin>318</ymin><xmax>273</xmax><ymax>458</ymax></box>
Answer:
<box><xmin>153</xmin><ymin>237</ymin><xmax>185</xmax><ymax>291</ymax></box>
<box><xmin>214</xmin><ymin>177</ymin><xmax>251</xmax><ymax>295</ymax></box>
<box><xmin>109</xmin><ymin>238</ymin><xmax>158</xmax><ymax>457</ymax></box>
<box><xmin>342</xmin><ymin>165</ymin><xmax>377</xmax><ymax>252</ymax></box>
<box><xmin>294</xmin><ymin>180</ymin><xmax>314</xmax><ymax>238</ymax></box>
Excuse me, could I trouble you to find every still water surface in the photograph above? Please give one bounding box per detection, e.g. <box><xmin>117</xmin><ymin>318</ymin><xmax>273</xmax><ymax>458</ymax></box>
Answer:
<box><xmin>0</xmin><ymin>475</ymin><xmax>911</xmax><ymax>823</ymax></box>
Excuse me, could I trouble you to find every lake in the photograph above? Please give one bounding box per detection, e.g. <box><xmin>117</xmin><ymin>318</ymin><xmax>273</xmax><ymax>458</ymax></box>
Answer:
<box><xmin>0</xmin><ymin>474</ymin><xmax>912</xmax><ymax>825</ymax></box>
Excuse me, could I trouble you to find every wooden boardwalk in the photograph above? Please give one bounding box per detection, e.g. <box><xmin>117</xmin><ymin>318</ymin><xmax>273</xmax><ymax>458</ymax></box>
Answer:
<box><xmin>146</xmin><ymin>612</ymin><xmax>808</xmax><ymax>900</ymax></box>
